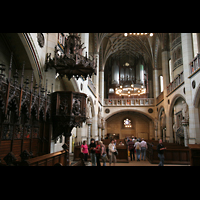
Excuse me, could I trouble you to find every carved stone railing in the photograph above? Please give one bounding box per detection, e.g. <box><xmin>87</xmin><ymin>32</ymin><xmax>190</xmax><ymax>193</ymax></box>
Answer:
<box><xmin>171</xmin><ymin>36</ymin><xmax>181</xmax><ymax>50</ymax></box>
<box><xmin>104</xmin><ymin>98</ymin><xmax>154</xmax><ymax>106</ymax></box>
<box><xmin>156</xmin><ymin>92</ymin><xmax>164</xmax><ymax>105</ymax></box>
<box><xmin>189</xmin><ymin>53</ymin><xmax>200</xmax><ymax>77</ymax></box>
<box><xmin>167</xmin><ymin>71</ymin><xmax>184</xmax><ymax>96</ymax></box>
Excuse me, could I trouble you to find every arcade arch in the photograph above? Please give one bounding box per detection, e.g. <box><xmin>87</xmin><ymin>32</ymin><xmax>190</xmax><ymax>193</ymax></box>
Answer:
<box><xmin>105</xmin><ymin>110</ymin><xmax>154</xmax><ymax>140</ymax></box>
<box><xmin>169</xmin><ymin>94</ymin><xmax>186</xmax><ymax>144</ymax></box>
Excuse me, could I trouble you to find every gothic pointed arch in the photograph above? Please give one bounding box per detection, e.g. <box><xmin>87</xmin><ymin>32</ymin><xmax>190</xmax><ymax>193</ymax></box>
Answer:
<box><xmin>169</xmin><ymin>94</ymin><xmax>186</xmax><ymax>117</ymax></box>
<box><xmin>193</xmin><ymin>83</ymin><xmax>200</xmax><ymax>108</ymax></box>
<box><xmin>105</xmin><ymin>108</ymin><xmax>154</xmax><ymax>121</ymax></box>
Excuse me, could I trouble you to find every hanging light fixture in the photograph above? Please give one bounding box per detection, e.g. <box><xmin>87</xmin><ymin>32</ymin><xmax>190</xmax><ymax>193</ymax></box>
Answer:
<box><xmin>124</xmin><ymin>33</ymin><xmax>153</xmax><ymax>37</ymax></box>
<box><xmin>115</xmin><ymin>83</ymin><xmax>146</xmax><ymax>97</ymax></box>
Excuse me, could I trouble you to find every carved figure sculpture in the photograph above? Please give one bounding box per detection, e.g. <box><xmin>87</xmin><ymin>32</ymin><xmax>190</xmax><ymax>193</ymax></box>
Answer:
<box><xmin>154</xmin><ymin>117</ymin><xmax>158</xmax><ymax>130</ymax></box>
<box><xmin>160</xmin><ymin>110</ymin><xmax>166</xmax><ymax>130</ymax></box>
<box><xmin>86</xmin><ymin>100</ymin><xmax>92</xmax><ymax>119</ymax></box>
<box><xmin>182</xmin><ymin>101</ymin><xmax>189</xmax><ymax>121</ymax></box>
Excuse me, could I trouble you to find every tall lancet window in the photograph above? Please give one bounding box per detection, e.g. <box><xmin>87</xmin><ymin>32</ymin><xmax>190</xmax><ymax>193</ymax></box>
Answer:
<box><xmin>169</xmin><ymin>59</ymin><xmax>172</xmax><ymax>83</ymax></box>
<box><xmin>160</xmin><ymin>75</ymin><xmax>163</xmax><ymax>93</ymax></box>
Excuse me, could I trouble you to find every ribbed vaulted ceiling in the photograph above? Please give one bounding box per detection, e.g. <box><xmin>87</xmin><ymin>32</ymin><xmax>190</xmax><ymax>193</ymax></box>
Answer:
<box><xmin>99</xmin><ymin>33</ymin><xmax>168</xmax><ymax>69</ymax></box>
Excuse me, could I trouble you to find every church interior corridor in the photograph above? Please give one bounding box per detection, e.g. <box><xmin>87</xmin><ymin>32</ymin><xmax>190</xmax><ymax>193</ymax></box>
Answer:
<box><xmin>0</xmin><ymin>33</ymin><xmax>200</xmax><ymax>166</ymax></box>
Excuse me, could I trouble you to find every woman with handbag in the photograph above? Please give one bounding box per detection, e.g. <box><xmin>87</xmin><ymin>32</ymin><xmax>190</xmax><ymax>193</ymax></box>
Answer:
<box><xmin>100</xmin><ymin>141</ymin><xmax>107</xmax><ymax>166</ymax></box>
<box><xmin>108</xmin><ymin>139</ymin><xmax>117</xmax><ymax>166</ymax></box>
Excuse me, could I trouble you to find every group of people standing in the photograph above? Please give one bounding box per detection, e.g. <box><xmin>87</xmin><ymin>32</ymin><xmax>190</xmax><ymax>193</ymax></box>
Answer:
<box><xmin>81</xmin><ymin>139</ymin><xmax>105</xmax><ymax>166</ymax></box>
<box><xmin>80</xmin><ymin>138</ymin><xmax>117</xmax><ymax>166</ymax></box>
<box><xmin>80</xmin><ymin>137</ymin><xmax>166</xmax><ymax>166</ymax></box>
<box><xmin>127</xmin><ymin>137</ymin><xmax>148</xmax><ymax>161</ymax></box>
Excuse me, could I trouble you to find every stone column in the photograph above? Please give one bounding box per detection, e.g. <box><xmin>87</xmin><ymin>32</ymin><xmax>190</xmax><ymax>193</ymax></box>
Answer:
<box><xmin>153</xmin><ymin>69</ymin><xmax>159</xmax><ymax>98</ymax></box>
<box><xmin>102</xmin><ymin>129</ymin><xmax>105</xmax><ymax>140</ymax></box>
<box><xmin>92</xmin><ymin>52</ymin><xmax>99</xmax><ymax>141</ymax></box>
<box><xmin>149</xmin><ymin>120</ymin><xmax>154</xmax><ymax>139</ymax></box>
<box><xmin>192</xmin><ymin>33</ymin><xmax>198</xmax><ymax>56</ymax></box>
<box><xmin>181</xmin><ymin>33</ymin><xmax>198</xmax><ymax>144</ymax></box>
<box><xmin>161</xmin><ymin>50</ymin><xmax>173</xmax><ymax>143</ymax></box>
<box><xmin>158</xmin><ymin>120</ymin><xmax>161</xmax><ymax>139</ymax></box>
<box><xmin>86</xmin><ymin>118</ymin><xmax>92</xmax><ymax>145</ymax></box>
<box><xmin>99</xmin><ymin>70</ymin><xmax>104</xmax><ymax>103</ymax></box>
<box><xmin>102</xmin><ymin>117</ymin><xmax>105</xmax><ymax>140</ymax></box>
<box><xmin>182</xmin><ymin>120</ymin><xmax>189</xmax><ymax>147</ymax></box>
<box><xmin>155</xmin><ymin>129</ymin><xmax>158</xmax><ymax>141</ymax></box>
<box><xmin>98</xmin><ymin>127</ymin><xmax>101</xmax><ymax>141</ymax></box>
<box><xmin>163</xmin><ymin>128</ymin><xmax>166</xmax><ymax>142</ymax></box>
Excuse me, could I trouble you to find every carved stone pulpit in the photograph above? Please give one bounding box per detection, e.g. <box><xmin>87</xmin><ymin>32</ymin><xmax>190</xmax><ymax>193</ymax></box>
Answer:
<box><xmin>51</xmin><ymin>91</ymin><xmax>87</xmax><ymax>165</ymax></box>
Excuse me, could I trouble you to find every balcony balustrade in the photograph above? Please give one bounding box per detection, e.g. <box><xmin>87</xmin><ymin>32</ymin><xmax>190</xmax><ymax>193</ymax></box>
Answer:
<box><xmin>189</xmin><ymin>53</ymin><xmax>200</xmax><ymax>77</ymax></box>
<box><xmin>167</xmin><ymin>71</ymin><xmax>184</xmax><ymax>96</ymax></box>
<box><xmin>104</xmin><ymin>98</ymin><xmax>154</xmax><ymax>106</ymax></box>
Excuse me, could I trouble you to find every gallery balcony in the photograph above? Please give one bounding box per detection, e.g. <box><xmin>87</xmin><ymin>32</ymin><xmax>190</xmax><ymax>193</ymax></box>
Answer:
<box><xmin>104</xmin><ymin>98</ymin><xmax>154</xmax><ymax>107</ymax></box>
<box><xmin>189</xmin><ymin>53</ymin><xmax>200</xmax><ymax>78</ymax></box>
<box><xmin>166</xmin><ymin>71</ymin><xmax>184</xmax><ymax>96</ymax></box>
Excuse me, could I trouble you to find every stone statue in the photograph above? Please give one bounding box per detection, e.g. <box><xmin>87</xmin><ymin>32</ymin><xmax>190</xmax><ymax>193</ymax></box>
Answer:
<box><xmin>101</xmin><ymin>118</ymin><xmax>105</xmax><ymax>130</ymax></box>
<box><xmin>98</xmin><ymin>109</ymin><xmax>102</xmax><ymax>128</ymax></box>
<box><xmin>86</xmin><ymin>100</ymin><xmax>92</xmax><ymax>119</ymax></box>
<box><xmin>154</xmin><ymin>117</ymin><xmax>158</xmax><ymax>130</ymax></box>
<box><xmin>173</xmin><ymin>122</ymin><xmax>177</xmax><ymax>134</ymax></box>
<box><xmin>182</xmin><ymin>101</ymin><xmax>189</xmax><ymax>121</ymax></box>
<box><xmin>160</xmin><ymin>110</ymin><xmax>166</xmax><ymax>130</ymax></box>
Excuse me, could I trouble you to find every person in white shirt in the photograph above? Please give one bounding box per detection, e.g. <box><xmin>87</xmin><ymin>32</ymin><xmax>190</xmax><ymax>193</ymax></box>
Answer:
<box><xmin>108</xmin><ymin>139</ymin><xmax>117</xmax><ymax>166</ymax></box>
<box><xmin>134</xmin><ymin>139</ymin><xmax>141</xmax><ymax>161</ymax></box>
<box><xmin>140</xmin><ymin>138</ymin><xmax>148</xmax><ymax>161</ymax></box>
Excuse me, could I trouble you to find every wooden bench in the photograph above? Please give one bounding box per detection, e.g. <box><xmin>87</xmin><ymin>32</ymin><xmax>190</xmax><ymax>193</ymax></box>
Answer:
<box><xmin>188</xmin><ymin>144</ymin><xmax>200</xmax><ymax>166</ymax></box>
<box><xmin>20</xmin><ymin>150</ymin><xmax>67</xmax><ymax>166</ymax></box>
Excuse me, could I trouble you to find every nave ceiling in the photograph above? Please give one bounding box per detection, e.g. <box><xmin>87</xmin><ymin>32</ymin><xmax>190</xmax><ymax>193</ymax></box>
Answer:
<box><xmin>96</xmin><ymin>33</ymin><xmax>169</xmax><ymax>70</ymax></box>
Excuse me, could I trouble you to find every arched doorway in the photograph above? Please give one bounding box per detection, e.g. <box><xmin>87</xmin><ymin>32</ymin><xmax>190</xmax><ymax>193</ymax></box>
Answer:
<box><xmin>106</xmin><ymin>110</ymin><xmax>154</xmax><ymax>140</ymax></box>
<box><xmin>193</xmin><ymin>83</ymin><xmax>200</xmax><ymax>143</ymax></box>
<box><xmin>169</xmin><ymin>94</ymin><xmax>186</xmax><ymax>144</ymax></box>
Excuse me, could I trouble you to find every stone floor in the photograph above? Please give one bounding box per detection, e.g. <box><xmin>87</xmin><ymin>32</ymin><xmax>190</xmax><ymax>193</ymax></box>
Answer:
<box><xmin>85</xmin><ymin>160</ymin><xmax>189</xmax><ymax>166</ymax></box>
<box><xmin>69</xmin><ymin>153</ymin><xmax>190</xmax><ymax>166</ymax></box>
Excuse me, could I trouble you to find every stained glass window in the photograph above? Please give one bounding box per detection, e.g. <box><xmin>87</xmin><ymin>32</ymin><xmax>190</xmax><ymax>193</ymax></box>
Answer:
<box><xmin>124</xmin><ymin>118</ymin><xmax>132</xmax><ymax>128</ymax></box>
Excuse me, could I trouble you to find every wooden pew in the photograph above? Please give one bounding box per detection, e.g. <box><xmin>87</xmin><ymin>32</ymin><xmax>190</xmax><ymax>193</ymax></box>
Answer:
<box><xmin>188</xmin><ymin>144</ymin><xmax>200</xmax><ymax>166</ymax></box>
<box><xmin>115</xmin><ymin>145</ymin><xmax>129</xmax><ymax>163</ymax></box>
<box><xmin>146</xmin><ymin>143</ymin><xmax>190</xmax><ymax>165</ymax></box>
<box><xmin>20</xmin><ymin>150</ymin><xmax>67</xmax><ymax>166</ymax></box>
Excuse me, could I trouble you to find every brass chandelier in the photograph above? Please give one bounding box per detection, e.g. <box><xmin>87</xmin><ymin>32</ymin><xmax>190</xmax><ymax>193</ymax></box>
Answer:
<box><xmin>115</xmin><ymin>82</ymin><xmax>146</xmax><ymax>97</ymax></box>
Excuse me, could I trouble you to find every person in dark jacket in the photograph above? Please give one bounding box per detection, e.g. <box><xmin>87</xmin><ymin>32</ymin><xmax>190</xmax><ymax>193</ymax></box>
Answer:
<box><xmin>157</xmin><ymin>139</ymin><xmax>166</xmax><ymax>166</ymax></box>
<box><xmin>89</xmin><ymin>138</ymin><xmax>96</xmax><ymax>166</ymax></box>
<box><xmin>128</xmin><ymin>138</ymin><xmax>135</xmax><ymax>161</ymax></box>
